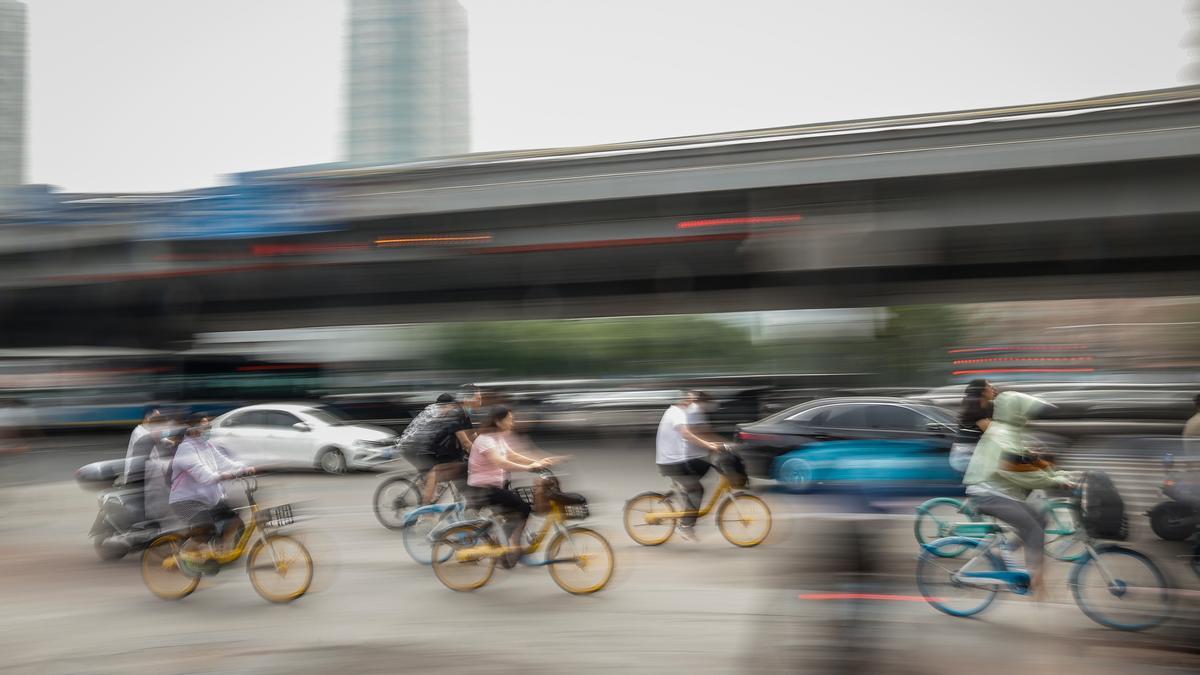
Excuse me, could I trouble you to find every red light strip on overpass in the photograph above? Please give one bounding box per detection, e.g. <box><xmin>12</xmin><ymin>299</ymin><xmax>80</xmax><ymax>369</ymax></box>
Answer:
<box><xmin>677</xmin><ymin>215</ymin><xmax>803</xmax><ymax>229</ymax></box>
<box><xmin>952</xmin><ymin>368</ymin><xmax>1096</xmax><ymax>376</ymax></box>
<box><xmin>952</xmin><ymin>356</ymin><xmax>1094</xmax><ymax>365</ymax></box>
<box><xmin>948</xmin><ymin>345</ymin><xmax>1089</xmax><ymax>354</ymax></box>
<box><xmin>375</xmin><ymin>235</ymin><xmax>493</xmax><ymax>246</ymax></box>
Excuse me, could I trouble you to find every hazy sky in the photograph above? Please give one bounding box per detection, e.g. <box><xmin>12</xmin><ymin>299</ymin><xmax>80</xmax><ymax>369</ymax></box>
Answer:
<box><xmin>23</xmin><ymin>0</ymin><xmax>1191</xmax><ymax>192</ymax></box>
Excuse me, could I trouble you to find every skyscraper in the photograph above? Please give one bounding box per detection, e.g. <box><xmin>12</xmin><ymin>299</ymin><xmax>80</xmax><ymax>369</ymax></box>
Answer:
<box><xmin>0</xmin><ymin>0</ymin><xmax>26</xmax><ymax>187</ymax></box>
<box><xmin>346</xmin><ymin>0</ymin><xmax>470</xmax><ymax>164</ymax></box>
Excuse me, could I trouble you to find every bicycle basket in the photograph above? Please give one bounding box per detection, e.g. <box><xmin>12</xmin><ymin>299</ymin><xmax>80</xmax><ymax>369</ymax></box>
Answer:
<box><xmin>257</xmin><ymin>504</ymin><xmax>296</xmax><ymax>529</ymax></box>
<box><xmin>548</xmin><ymin>491</ymin><xmax>589</xmax><ymax>519</ymax></box>
<box><xmin>512</xmin><ymin>485</ymin><xmax>537</xmax><ymax>509</ymax></box>
<box><xmin>716</xmin><ymin>452</ymin><xmax>749</xmax><ymax>489</ymax></box>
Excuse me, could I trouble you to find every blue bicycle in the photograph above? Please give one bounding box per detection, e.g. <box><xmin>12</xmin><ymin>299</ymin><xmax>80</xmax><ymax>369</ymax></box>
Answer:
<box><xmin>916</xmin><ymin>519</ymin><xmax>1173</xmax><ymax>631</ymax></box>
<box><xmin>400</xmin><ymin>480</ymin><xmax>474</xmax><ymax>564</ymax></box>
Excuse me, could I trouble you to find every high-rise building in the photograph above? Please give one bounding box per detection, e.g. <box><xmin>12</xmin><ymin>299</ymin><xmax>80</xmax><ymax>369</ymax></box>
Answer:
<box><xmin>346</xmin><ymin>0</ymin><xmax>470</xmax><ymax>164</ymax></box>
<box><xmin>0</xmin><ymin>0</ymin><xmax>26</xmax><ymax>187</ymax></box>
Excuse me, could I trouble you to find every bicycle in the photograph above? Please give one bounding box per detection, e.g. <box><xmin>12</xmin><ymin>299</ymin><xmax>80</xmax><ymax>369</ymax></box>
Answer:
<box><xmin>400</xmin><ymin>481</ymin><xmax>477</xmax><ymax>565</ymax></box>
<box><xmin>916</xmin><ymin>505</ymin><xmax>1173</xmax><ymax>631</ymax></box>
<box><xmin>373</xmin><ymin>465</ymin><xmax>460</xmax><ymax>530</ymax></box>
<box><xmin>914</xmin><ymin>495</ymin><xmax>1085</xmax><ymax>561</ymax></box>
<box><xmin>141</xmin><ymin>477</ymin><xmax>313</xmax><ymax>604</ymax></box>
<box><xmin>429</xmin><ymin>469</ymin><xmax>615</xmax><ymax>595</ymax></box>
<box><xmin>622</xmin><ymin>456</ymin><xmax>771</xmax><ymax>547</ymax></box>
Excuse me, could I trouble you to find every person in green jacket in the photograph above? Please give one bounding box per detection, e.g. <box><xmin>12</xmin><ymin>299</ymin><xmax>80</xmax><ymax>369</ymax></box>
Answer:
<box><xmin>963</xmin><ymin>391</ymin><xmax>1077</xmax><ymax>597</ymax></box>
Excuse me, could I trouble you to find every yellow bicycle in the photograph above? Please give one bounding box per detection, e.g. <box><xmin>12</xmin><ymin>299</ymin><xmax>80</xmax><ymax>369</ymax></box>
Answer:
<box><xmin>430</xmin><ymin>470</ymin><xmax>614</xmax><ymax>595</ymax></box>
<box><xmin>623</xmin><ymin>466</ymin><xmax>771</xmax><ymax>547</ymax></box>
<box><xmin>141</xmin><ymin>477</ymin><xmax>313</xmax><ymax>603</ymax></box>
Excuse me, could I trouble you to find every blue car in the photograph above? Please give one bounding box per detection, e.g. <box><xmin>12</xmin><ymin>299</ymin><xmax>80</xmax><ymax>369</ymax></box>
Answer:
<box><xmin>771</xmin><ymin>439</ymin><xmax>964</xmax><ymax>496</ymax></box>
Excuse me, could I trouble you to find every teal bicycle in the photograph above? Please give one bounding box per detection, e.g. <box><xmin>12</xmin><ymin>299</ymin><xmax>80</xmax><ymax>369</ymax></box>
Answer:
<box><xmin>916</xmin><ymin>514</ymin><xmax>1173</xmax><ymax>631</ymax></box>
<box><xmin>915</xmin><ymin>496</ymin><xmax>1085</xmax><ymax>561</ymax></box>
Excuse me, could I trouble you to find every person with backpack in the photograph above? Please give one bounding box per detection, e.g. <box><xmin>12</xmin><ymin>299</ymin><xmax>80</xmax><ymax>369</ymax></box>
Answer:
<box><xmin>962</xmin><ymin>391</ymin><xmax>1077</xmax><ymax>598</ymax></box>
<box><xmin>395</xmin><ymin>389</ymin><xmax>480</xmax><ymax>505</ymax></box>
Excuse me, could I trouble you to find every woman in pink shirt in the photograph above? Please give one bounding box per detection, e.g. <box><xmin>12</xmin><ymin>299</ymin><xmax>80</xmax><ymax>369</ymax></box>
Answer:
<box><xmin>468</xmin><ymin>406</ymin><xmax>562</xmax><ymax>565</ymax></box>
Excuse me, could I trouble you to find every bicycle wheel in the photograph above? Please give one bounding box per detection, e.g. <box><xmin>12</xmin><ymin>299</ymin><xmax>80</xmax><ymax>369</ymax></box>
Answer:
<box><xmin>1071</xmin><ymin>546</ymin><xmax>1172</xmax><ymax>631</ymax></box>
<box><xmin>914</xmin><ymin>498</ymin><xmax>971</xmax><ymax>557</ymax></box>
<box><xmin>247</xmin><ymin>534</ymin><xmax>314</xmax><ymax>603</ymax></box>
<box><xmin>716</xmin><ymin>493</ymin><xmax>772</xmax><ymax>547</ymax></box>
<box><xmin>1043</xmin><ymin>500</ymin><xmax>1086</xmax><ymax>562</ymax></box>
<box><xmin>373</xmin><ymin>476</ymin><xmax>421</xmax><ymax>530</ymax></box>
<box><xmin>431</xmin><ymin>524</ymin><xmax>497</xmax><ymax>592</ymax></box>
<box><xmin>403</xmin><ymin>510</ymin><xmax>451</xmax><ymax>565</ymax></box>
<box><xmin>916</xmin><ymin>537</ymin><xmax>1001</xmax><ymax>618</ymax></box>
<box><xmin>547</xmin><ymin>526</ymin><xmax>615</xmax><ymax>595</ymax></box>
<box><xmin>141</xmin><ymin>534</ymin><xmax>200</xmax><ymax>601</ymax></box>
<box><xmin>623</xmin><ymin>492</ymin><xmax>677</xmax><ymax>546</ymax></box>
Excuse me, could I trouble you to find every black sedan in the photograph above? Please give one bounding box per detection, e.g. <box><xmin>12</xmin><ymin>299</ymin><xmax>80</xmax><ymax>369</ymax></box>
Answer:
<box><xmin>734</xmin><ymin>397</ymin><xmax>961</xmax><ymax>478</ymax></box>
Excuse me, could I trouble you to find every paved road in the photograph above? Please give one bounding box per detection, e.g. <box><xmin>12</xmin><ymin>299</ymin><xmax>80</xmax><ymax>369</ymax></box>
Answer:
<box><xmin>0</xmin><ymin>435</ymin><xmax>1197</xmax><ymax>674</ymax></box>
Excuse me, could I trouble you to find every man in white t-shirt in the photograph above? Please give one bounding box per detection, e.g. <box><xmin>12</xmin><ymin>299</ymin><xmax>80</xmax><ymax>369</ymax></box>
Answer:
<box><xmin>655</xmin><ymin>391</ymin><xmax>725</xmax><ymax>540</ymax></box>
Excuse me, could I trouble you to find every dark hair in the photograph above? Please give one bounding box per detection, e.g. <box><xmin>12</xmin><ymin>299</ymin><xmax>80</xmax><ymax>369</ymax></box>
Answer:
<box><xmin>482</xmin><ymin>405</ymin><xmax>512</xmax><ymax>431</ymax></box>
<box><xmin>964</xmin><ymin>379</ymin><xmax>990</xmax><ymax>398</ymax></box>
<box><xmin>186</xmin><ymin>412</ymin><xmax>210</xmax><ymax>428</ymax></box>
<box><xmin>688</xmin><ymin>390</ymin><xmax>712</xmax><ymax>403</ymax></box>
<box><xmin>436</xmin><ymin>393</ymin><xmax>455</xmax><ymax>404</ymax></box>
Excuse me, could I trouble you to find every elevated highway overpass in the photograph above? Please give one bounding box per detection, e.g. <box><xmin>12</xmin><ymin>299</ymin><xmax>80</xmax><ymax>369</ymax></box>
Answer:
<box><xmin>3</xmin><ymin>87</ymin><xmax>1200</xmax><ymax>347</ymax></box>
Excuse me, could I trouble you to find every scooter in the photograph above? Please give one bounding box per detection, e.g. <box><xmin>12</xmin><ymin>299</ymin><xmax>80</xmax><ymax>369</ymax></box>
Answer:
<box><xmin>77</xmin><ymin>457</ymin><xmax>170</xmax><ymax>561</ymax></box>
<box><xmin>1147</xmin><ymin>451</ymin><xmax>1200</xmax><ymax>541</ymax></box>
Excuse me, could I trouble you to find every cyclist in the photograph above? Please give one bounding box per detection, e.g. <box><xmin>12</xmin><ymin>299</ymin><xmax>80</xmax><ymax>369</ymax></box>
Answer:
<box><xmin>949</xmin><ymin>379</ymin><xmax>998</xmax><ymax>473</ymax></box>
<box><xmin>396</xmin><ymin>389</ymin><xmax>479</xmax><ymax>505</ymax></box>
<box><xmin>962</xmin><ymin>391</ymin><xmax>1075</xmax><ymax>598</ymax></box>
<box><xmin>169</xmin><ymin>414</ymin><xmax>254</xmax><ymax>574</ymax></box>
<box><xmin>655</xmin><ymin>390</ymin><xmax>727</xmax><ymax>542</ymax></box>
<box><xmin>466</xmin><ymin>405</ymin><xmax>562</xmax><ymax>567</ymax></box>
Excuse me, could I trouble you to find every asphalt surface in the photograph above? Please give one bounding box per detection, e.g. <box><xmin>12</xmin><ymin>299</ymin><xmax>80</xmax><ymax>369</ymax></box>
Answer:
<box><xmin>0</xmin><ymin>433</ymin><xmax>1198</xmax><ymax>674</ymax></box>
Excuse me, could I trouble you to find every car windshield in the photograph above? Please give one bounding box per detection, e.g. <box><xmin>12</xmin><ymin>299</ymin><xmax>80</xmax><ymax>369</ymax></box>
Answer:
<box><xmin>303</xmin><ymin>407</ymin><xmax>347</xmax><ymax>426</ymax></box>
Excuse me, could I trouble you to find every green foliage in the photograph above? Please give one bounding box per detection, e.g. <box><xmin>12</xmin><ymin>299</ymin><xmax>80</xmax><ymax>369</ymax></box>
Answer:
<box><xmin>875</xmin><ymin>305</ymin><xmax>965</xmax><ymax>385</ymax></box>
<box><xmin>435</xmin><ymin>316</ymin><xmax>753</xmax><ymax>377</ymax></box>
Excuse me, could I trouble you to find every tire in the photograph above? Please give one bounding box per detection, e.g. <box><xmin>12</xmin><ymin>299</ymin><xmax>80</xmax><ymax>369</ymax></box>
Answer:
<box><xmin>914</xmin><ymin>498</ymin><xmax>970</xmax><ymax>556</ymax></box>
<box><xmin>92</xmin><ymin>527</ymin><xmax>126</xmax><ymax>561</ymax></box>
<box><xmin>403</xmin><ymin>510</ymin><xmax>450</xmax><ymax>565</ymax></box>
<box><xmin>622</xmin><ymin>492</ymin><xmax>677</xmax><ymax>546</ymax></box>
<box><xmin>317</xmin><ymin>447</ymin><xmax>347</xmax><ymax>475</ymax></box>
<box><xmin>431</xmin><ymin>524</ymin><xmax>498</xmax><ymax>592</ymax></box>
<box><xmin>716</xmin><ymin>493</ymin><xmax>772</xmax><ymax>548</ymax></box>
<box><xmin>1148</xmin><ymin>502</ymin><xmax>1196</xmax><ymax>541</ymax></box>
<box><xmin>373</xmin><ymin>476</ymin><xmax>421</xmax><ymax>530</ymax></box>
<box><xmin>916</xmin><ymin>537</ymin><xmax>1002</xmax><ymax>618</ymax></box>
<box><xmin>247</xmin><ymin>534</ymin><xmax>314</xmax><ymax>603</ymax></box>
<box><xmin>141</xmin><ymin>534</ymin><xmax>201</xmax><ymax>601</ymax></box>
<box><xmin>546</xmin><ymin>526</ymin><xmax>615</xmax><ymax>595</ymax></box>
<box><xmin>1043</xmin><ymin>500</ymin><xmax>1086</xmax><ymax>562</ymax></box>
<box><xmin>777</xmin><ymin>457</ymin><xmax>814</xmax><ymax>493</ymax></box>
<box><xmin>1070</xmin><ymin>545</ymin><xmax>1172</xmax><ymax>631</ymax></box>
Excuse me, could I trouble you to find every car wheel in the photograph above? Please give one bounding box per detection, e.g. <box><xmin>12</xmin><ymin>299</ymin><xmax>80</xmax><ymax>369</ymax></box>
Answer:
<box><xmin>317</xmin><ymin>447</ymin><xmax>347</xmax><ymax>475</ymax></box>
<box><xmin>778</xmin><ymin>457</ymin><xmax>814</xmax><ymax>493</ymax></box>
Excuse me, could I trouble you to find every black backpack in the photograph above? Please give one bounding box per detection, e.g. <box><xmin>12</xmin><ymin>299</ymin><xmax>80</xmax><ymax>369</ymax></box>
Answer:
<box><xmin>1080</xmin><ymin>471</ymin><xmax>1128</xmax><ymax>541</ymax></box>
<box><xmin>716</xmin><ymin>452</ymin><xmax>749</xmax><ymax>489</ymax></box>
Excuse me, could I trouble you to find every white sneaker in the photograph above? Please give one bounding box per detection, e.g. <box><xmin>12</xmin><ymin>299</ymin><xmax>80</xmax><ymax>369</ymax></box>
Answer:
<box><xmin>677</xmin><ymin>526</ymin><xmax>699</xmax><ymax>542</ymax></box>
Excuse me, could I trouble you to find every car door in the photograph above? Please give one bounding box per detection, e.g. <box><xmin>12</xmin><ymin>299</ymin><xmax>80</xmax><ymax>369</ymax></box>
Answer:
<box><xmin>212</xmin><ymin>410</ymin><xmax>270</xmax><ymax>465</ymax></box>
<box><xmin>260</xmin><ymin>410</ymin><xmax>316</xmax><ymax>469</ymax></box>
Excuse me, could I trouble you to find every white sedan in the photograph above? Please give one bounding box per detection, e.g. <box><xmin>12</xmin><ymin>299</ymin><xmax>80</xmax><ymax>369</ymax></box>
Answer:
<box><xmin>210</xmin><ymin>404</ymin><xmax>397</xmax><ymax>474</ymax></box>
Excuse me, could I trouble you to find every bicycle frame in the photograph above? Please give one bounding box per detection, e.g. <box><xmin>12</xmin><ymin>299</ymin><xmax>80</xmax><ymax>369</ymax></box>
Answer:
<box><xmin>175</xmin><ymin>484</ymin><xmax>281</xmax><ymax>567</ymax></box>
<box><xmin>452</xmin><ymin>501</ymin><xmax>582</xmax><ymax>566</ymax></box>
<box><xmin>644</xmin><ymin>476</ymin><xmax>733</xmax><ymax>523</ymax></box>
<box><xmin>947</xmin><ymin>527</ymin><xmax>1115</xmax><ymax>593</ymax></box>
